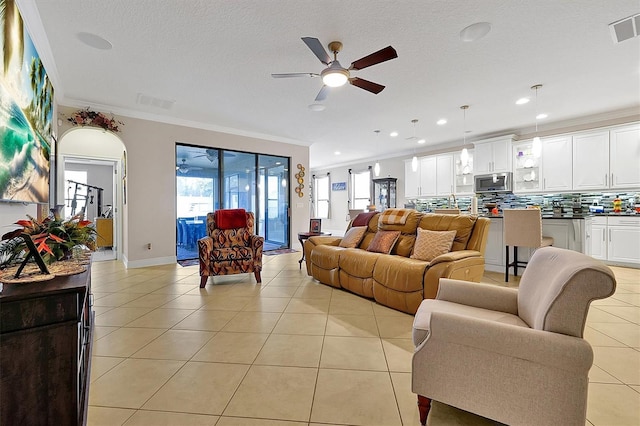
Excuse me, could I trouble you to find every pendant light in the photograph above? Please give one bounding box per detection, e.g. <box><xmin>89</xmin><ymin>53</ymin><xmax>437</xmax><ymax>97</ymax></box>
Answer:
<box><xmin>411</xmin><ymin>119</ymin><xmax>419</xmax><ymax>172</ymax></box>
<box><xmin>531</xmin><ymin>84</ymin><xmax>543</xmax><ymax>158</ymax></box>
<box><xmin>374</xmin><ymin>130</ymin><xmax>381</xmax><ymax>176</ymax></box>
<box><xmin>460</xmin><ymin>105</ymin><xmax>470</xmax><ymax>166</ymax></box>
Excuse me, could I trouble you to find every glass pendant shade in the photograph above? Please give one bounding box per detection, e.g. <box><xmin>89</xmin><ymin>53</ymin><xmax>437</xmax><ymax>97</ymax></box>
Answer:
<box><xmin>411</xmin><ymin>155</ymin><xmax>418</xmax><ymax>172</ymax></box>
<box><xmin>460</xmin><ymin>147</ymin><xmax>469</xmax><ymax>167</ymax></box>
<box><xmin>374</xmin><ymin>161</ymin><xmax>381</xmax><ymax>176</ymax></box>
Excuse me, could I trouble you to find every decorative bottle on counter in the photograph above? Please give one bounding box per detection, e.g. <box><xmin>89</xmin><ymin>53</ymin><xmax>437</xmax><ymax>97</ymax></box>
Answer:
<box><xmin>613</xmin><ymin>195</ymin><xmax>622</xmax><ymax>213</ymax></box>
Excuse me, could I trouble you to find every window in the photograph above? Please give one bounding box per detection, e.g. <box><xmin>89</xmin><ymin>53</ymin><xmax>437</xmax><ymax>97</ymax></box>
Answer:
<box><xmin>313</xmin><ymin>174</ymin><xmax>330</xmax><ymax>218</ymax></box>
<box><xmin>351</xmin><ymin>168</ymin><xmax>371</xmax><ymax>210</ymax></box>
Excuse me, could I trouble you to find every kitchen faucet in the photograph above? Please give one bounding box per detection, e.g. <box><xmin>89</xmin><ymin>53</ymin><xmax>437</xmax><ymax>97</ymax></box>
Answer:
<box><xmin>448</xmin><ymin>193</ymin><xmax>457</xmax><ymax>208</ymax></box>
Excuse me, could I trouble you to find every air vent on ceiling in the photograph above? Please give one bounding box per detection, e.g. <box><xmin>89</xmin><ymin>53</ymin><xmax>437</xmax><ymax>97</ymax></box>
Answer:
<box><xmin>136</xmin><ymin>93</ymin><xmax>175</xmax><ymax>110</ymax></box>
<box><xmin>609</xmin><ymin>13</ymin><xmax>640</xmax><ymax>44</ymax></box>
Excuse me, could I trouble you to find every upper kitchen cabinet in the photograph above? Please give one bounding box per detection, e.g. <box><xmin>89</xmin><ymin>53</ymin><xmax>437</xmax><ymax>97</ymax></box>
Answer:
<box><xmin>513</xmin><ymin>140</ymin><xmax>542</xmax><ymax>193</ymax></box>
<box><xmin>541</xmin><ymin>135</ymin><xmax>572</xmax><ymax>192</ymax></box>
<box><xmin>404</xmin><ymin>154</ymin><xmax>454</xmax><ymax>198</ymax></box>
<box><xmin>573</xmin><ymin>130</ymin><xmax>609</xmax><ymax>190</ymax></box>
<box><xmin>454</xmin><ymin>150</ymin><xmax>474</xmax><ymax>195</ymax></box>
<box><xmin>610</xmin><ymin>124</ymin><xmax>640</xmax><ymax>189</ymax></box>
<box><xmin>573</xmin><ymin>124</ymin><xmax>640</xmax><ymax>191</ymax></box>
<box><xmin>473</xmin><ymin>135</ymin><xmax>514</xmax><ymax>174</ymax></box>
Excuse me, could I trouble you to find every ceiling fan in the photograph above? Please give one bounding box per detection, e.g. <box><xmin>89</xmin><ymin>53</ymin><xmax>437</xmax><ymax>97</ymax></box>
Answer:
<box><xmin>176</xmin><ymin>158</ymin><xmax>202</xmax><ymax>174</ymax></box>
<box><xmin>193</xmin><ymin>149</ymin><xmax>237</xmax><ymax>163</ymax></box>
<box><xmin>272</xmin><ymin>37</ymin><xmax>398</xmax><ymax>101</ymax></box>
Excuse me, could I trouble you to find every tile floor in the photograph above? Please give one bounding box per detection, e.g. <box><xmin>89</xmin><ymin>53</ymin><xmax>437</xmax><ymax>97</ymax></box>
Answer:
<box><xmin>88</xmin><ymin>253</ymin><xmax>640</xmax><ymax>426</ymax></box>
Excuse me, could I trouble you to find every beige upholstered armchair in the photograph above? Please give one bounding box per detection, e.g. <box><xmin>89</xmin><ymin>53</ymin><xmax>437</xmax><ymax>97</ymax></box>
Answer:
<box><xmin>412</xmin><ymin>246</ymin><xmax>616</xmax><ymax>426</ymax></box>
<box><xmin>198</xmin><ymin>209</ymin><xmax>264</xmax><ymax>288</ymax></box>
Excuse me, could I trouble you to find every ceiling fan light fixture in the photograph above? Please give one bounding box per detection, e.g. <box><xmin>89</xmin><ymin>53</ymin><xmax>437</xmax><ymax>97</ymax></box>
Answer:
<box><xmin>460</xmin><ymin>22</ymin><xmax>492</xmax><ymax>42</ymax></box>
<box><xmin>321</xmin><ymin>63</ymin><xmax>349</xmax><ymax>87</ymax></box>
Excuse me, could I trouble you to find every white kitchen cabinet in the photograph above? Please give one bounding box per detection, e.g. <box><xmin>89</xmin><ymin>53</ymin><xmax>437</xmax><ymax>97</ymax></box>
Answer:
<box><xmin>454</xmin><ymin>151</ymin><xmax>474</xmax><ymax>195</ymax></box>
<box><xmin>590</xmin><ymin>217</ymin><xmax>607</xmax><ymax>261</ymax></box>
<box><xmin>436</xmin><ymin>154</ymin><xmax>454</xmax><ymax>196</ymax></box>
<box><xmin>541</xmin><ymin>136</ymin><xmax>572</xmax><ymax>192</ymax></box>
<box><xmin>572</xmin><ymin>130</ymin><xmax>609</xmax><ymax>190</ymax></box>
<box><xmin>610</xmin><ymin>124</ymin><xmax>640</xmax><ymax>189</ymax></box>
<box><xmin>404</xmin><ymin>154</ymin><xmax>453</xmax><ymax>198</ymax></box>
<box><xmin>513</xmin><ymin>140</ymin><xmax>542</xmax><ymax>193</ymax></box>
<box><xmin>473</xmin><ymin>136</ymin><xmax>513</xmax><ymax>174</ymax></box>
<box><xmin>607</xmin><ymin>216</ymin><xmax>640</xmax><ymax>265</ymax></box>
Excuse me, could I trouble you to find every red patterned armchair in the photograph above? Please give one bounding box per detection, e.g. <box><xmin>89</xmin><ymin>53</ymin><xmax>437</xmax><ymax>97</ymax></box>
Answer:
<box><xmin>198</xmin><ymin>209</ymin><xmax>264</xmax><ymax>288</ymax></box>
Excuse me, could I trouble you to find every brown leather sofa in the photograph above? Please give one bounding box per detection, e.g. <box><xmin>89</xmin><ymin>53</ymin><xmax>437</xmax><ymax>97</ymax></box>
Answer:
<box><xmin>304</xmin><ymin>209</ymin><xmax>490</xmax><ymax>314</ymax></box>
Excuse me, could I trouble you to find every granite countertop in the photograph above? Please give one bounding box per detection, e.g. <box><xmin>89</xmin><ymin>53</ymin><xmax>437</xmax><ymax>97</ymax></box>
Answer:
<box><xmin>480</xmin><ymin>212</ymin><xmax>640</xmax><ymax>219</ymax></box>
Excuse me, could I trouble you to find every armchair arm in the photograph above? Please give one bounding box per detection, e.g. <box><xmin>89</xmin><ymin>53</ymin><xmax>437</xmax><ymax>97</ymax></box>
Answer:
<box><xmin>429</xmin><ymin>250</ymin><xmax>481</xmax><ymax>265</ymax></box>
<box><xmin>250</xmin><ymin>235</ymin><xmax>264</xmax><ymax>269</ymax></box>
<box><xmin>308</xmin><ymin>236</ymin><xmax>342</xmax><ymax>246</ymax></box>
<box><xmin>436</xmin><ymin>279</ymin><xmax>519</xmax><ymax>315</ymax></box>
<box><xmin>422</xmin><ymin>311</ymin><xmax>593</xmax><ymax>373</ymax></box>
<box><xmin>197</xmin><ymin>236</ymin><xmax>214</xmax><ymax>275</ymax></box>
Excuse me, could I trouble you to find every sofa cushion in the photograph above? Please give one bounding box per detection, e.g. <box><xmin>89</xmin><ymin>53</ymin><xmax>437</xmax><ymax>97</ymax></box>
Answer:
<box><xmin>339</xmin><ymin>226</ymin><xmax>368</xmax><ymax>248</ymax></box>
<box><xmin>339</xmin><ymin>249</ymin><xmax>382</xmax><ymax>278</ymax></box>
<box><xmin>373</xmin><ymin>255</ymin><xmax>430</xmax><ymax>293</ymax></box>
<box><xmin>378</xmin><ymin>209</ymin><xmax>421</xmax><ymax>234</ymax></box>
<box><xmin>367</xmin><ymin>230</ymin><xmax>401</xmax><ymax>254</ymax></box>
<box><xmin>352</xmin><ymin>212</ymin><xmax>378</xmax><ymax>227</ymax></box>
<box><xmin>418</xmin><ymin>214</ymin><xmax>477</xmax><ymax>251</ymax></box>
<box><xmin>310</xmin><ymin>244</ymin><xmax>344</xmax><ymax>270</ymax></box>
<box><xmin>411</xmin><ymin>229</ymin><xmax>456</xmax><ymax>261</ymax></box>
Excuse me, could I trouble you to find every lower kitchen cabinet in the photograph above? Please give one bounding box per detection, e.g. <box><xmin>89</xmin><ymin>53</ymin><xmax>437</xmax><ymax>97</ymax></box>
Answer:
<box><xmin>606</xmin><ymin>216</ymin><xmax>640</xmax><ymax>265</ymax></box>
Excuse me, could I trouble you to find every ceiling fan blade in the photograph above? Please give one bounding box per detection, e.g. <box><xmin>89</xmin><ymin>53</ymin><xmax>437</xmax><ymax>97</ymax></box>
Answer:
<box><xmin>349</xmin><ymin>77</ymin><xmax>385</xmax><ymax>94</ymax></box>
<box><xmin>302</xmin><ymin>37</ymin><xmax>331</xmax><ymax>65</ymax></box>
<box><xmin>271</xmin><ymin>72</ymin><xmax>319</xmax><ymax>78</ymax></box>
<box><xmin>315</xmin><ymin>85</ymin><xmax>330</xmax><ymax>102</ymax></box>
<box><xmin>349</xmin><ymin>46</ymin><xmax>398</xmax><ymax>70</ymax></box>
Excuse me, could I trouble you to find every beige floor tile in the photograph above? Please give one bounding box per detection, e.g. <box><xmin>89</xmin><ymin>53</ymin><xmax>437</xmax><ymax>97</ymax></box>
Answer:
<box><xmin>199</xmin><ymin>296</ymin><xmax>252</xmax><ymax>311</ymax></box>
<box><xmin>597</xmin><ymin>306</ymin><xmax>640</xmax><ymax>324</ymax></box>
<box><xmin>284</xmin><ymin>298</ymin><xmax>330</xmax><ymax>314</ymax></box>
<box><xmin>172</xmin><ymin>309</ymin><xmax>238</xmax><ymax>331</ymax></box>
<box><xmin>87</xmin><ymin>406</ymin><xmax>135</xmax><ymax>426</ymax></box>
<box><xmin>376</xmin><ymin>315</ymin><xmax>415</xmax><ymax>339</ymax></box>
<box><xmin>588</xmin><ymin>323</ymin><xmax>640</xmax><ymax>347</ymax></box>
<box><xmin>311</xmin><ymin>369</ymin><xmax>401</xmax><ymax>425</ymax></box>
<box><xmin>122</xmin><ymin>410</ymin><xmax>218</xmax><ymax>425</ymax></box>
<box><xmin>94</xmin><ymin>307</ymin><xmax>154</xmax><ymax>326</ymax></box>
<box><xmin>373</xmin><ymin>303</ymin><xmax>411</xmax><ymax>317</ymax></box>
<box><xmin>382</xmin><ymin>338</ymin><xmax>414</xmax><ymax>372</ymax></box>
<box><xmin>217</xmin><ymin>417</ymin><xmax>307</xmax><ymax>426</ymax></box>
<box><xmin>584</xmin><ymin>325</ymin><xmax>630</xmax><ymax>347</ymax></box>
<box><xmin>632</xmin><ymin>385</ymin><xmax>640</xmax><ymax>394</ymax></box>
<box><xmin>160</xmin><ymin>294</ymin><xmax>212</xmax><ymax>309</ymax></box>
<box><xmin>93</xmin><ymin>292</ymin><xmax>144</xmax><ymax>307</ymax></box>
<box><xmin>587</xmin><ymin>383</ymin><xmax>640</xmax><ymax>426</ymax></box>
<box><xmin>587</xmin><ymin>307</ymin><xmax>635</xmax><ymax>323</ymax></box>
<box><xmin>124</xmin><ymin>308</ymin><xmax>195</xmax><ymax>328</ymax></box>
<box><xmin>192</xmin><ymin>331</ymin><xmax>269</xmax><ymax>363</ymax></box>
<box><xmin>242</xmin><ymin>297</ymin><xmax>291</xmax><ymax>312</ymax></box>
<box><xmin>329</xmin><ymin>296</ymin><xmax>375</xmax><ymax>315</ymax></box>
<box><xmin>89</xmin><ymin>358</ymin><xmax>185</xmax><ymax>409</ymax></box>
<box><xmin>611</xmin><ymin>293</ymin><xmax>640</xmax><ymax>306</ymax></box>
<box><xmin>325</xmin><ymin>314</ymin><xmax>379</xmax><ymax>337</ymax></box>
<box><xmin>390</xmin><ymin>372</ymin><xmax>422</xmax><ymax>426</ymax></box>
<box><xmin>292</xmin><ymin>284</ymin><xmax>333</xmax><ymax>298</ymax></box>
<box><xmin>221</xmin><ymin>311</ymin><xmax>281</xmax><ymax>333</ymax></box>
<box><xmin>90</xmin><ymin>356</ymin><xmax>125</xmax><ymax>383</ymax></box>
<box><xmin>93</xmin><ymin>325</ymin><xmax>119</xmax><ymax>341</ymax></box>
<box><xmin>254</xmin><ymin>334</ymin><xmax>323</xmax><ymax>367</ymax></box>
<box><xmin>132</xmin><ymin>329</ymin><xmax>214</xmax><ymax>360</ymax></box>
<box><xmin>272</xmin><ymin>313</ymin><xmax>327</xmax><ymax>335</ymax></box>
<box><xmin>320</xmin><ymin>336</ymin><xmax>388</xmax><ymax>371</ymax></box>
<box><xmin>93</xmin><ymin>305</ymin><xmax>115</xmax><ymax>317</ymax></box>
<box><xmin>589</xmin><ymin>364</ymin><xmax>623</xmax><ymax>384</ymax></box>
<box><xmin>120</xmin><ymin>293</ymin><xmax>179</xmax><ymax>308</ymax></box>
<box><xmin>593</xmin><ymin>347</ymin><xmax>640</xmax><ymax>384</ymax></box>
<box><xmin>126</xmin><ymin>281</ymin><xmax>174</xmax><ymax>294</ymax></box>
<box><xmin>259</xmin><ymin>286</ymin><xmax>299</xmax><ymax>298</ymax></box>
<box><xmin>618</xmin><ymin>284</ymin><xmax>640</xmax><ymax>294</ymax></box>
<box><xmin>151</xmin><ymin>284</ymin><xmax>200</xmax><ymax>295</ymax></box>
<box><xmin>92</xmin><ymin>327</ymin><xmax>166</xmax><ymax>357</ymax></box>
<box><xmin>142</xmin><ymin>361</ymin><xmax>249</xmax><ymax>415</ymax></box>
<box><xmin>224</xmin><ymin>365</ymin><xmax>317</xmax><ymax>422</ymax></box>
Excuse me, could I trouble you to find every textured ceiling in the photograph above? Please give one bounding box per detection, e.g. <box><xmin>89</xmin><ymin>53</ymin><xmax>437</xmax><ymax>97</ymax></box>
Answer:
<box><xmin>22</xmin><ymin>0</ymin><xmax>640</xmax><ymax>169</ymax></box>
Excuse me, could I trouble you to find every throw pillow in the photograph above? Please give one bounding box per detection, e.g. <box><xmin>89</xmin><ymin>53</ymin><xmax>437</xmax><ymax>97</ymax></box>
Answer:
<box><xmin>410</xmin><ymin>229</ymin><xmax>457</xmax><ymax>261</ymax></box>
<box><xmin>339</xmin><ymin>226</ymin><xmax>368</xmax><ymax>248</ymax></box>
<box><xmin>367</xmin><ymin>230</ymin><xmax>401</xmax><ymax>254</ymax></box>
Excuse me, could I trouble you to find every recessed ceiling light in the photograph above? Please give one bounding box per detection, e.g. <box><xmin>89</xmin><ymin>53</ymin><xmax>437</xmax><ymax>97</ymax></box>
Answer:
<box><xmin>418</xmin><ymin>139</ymin><xmax>426</xmax><ymax>144</ymax></box>
<box><xmin>459</xmin><ymin>22</ymin><xmax>492</xmax><ymax>42</ymax></box>
<box><xmin>390</xmin><ymin>131</ymin><xmax>398</xmax><ymax>137</ymax></box>
<box><xmin>536</xmin><ymin>113</ymin><xmax>548</xmax><ymax>120</ymax></box>
<box><xmin>334</xmin><ymin>151</ymin><xmax>341</xmax><ymax>155</ymax></box>
<box><xmin>308</xmin><ymin>103</ymin><xmax>325</xmax><ymax>111</ymax></box>
<box><xmin>516</xmin><ymin>98</ymin><xmax>530</xmax><ymax>105</ymax></box>
<box><xmin>436</xmin><ymin>119</ymin><xmax>447</xmax><ymax>125</ymax></box>
<box><xmin>77</xmin><ymin>32</ymin><xmax>112</xmax><ymax>50</ymax></box>
<box><xmin>275</xmin><ymin>162</ymin><xmax>281</xmax><ymax>165</ymax></box>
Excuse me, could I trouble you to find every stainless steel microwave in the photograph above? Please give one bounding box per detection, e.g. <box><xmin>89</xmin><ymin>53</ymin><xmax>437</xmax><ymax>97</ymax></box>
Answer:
<box><xmin>474</xmin><ymin>172</ymin><xmax>513</xmax><ymax>193</ymax></box>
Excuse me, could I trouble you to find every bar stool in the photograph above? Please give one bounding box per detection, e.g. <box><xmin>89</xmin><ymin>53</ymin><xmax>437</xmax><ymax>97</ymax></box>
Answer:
<box><xmin>503</xmin><ymin>208</ymin><xmax>554</xmax><ymax>282</ymax></box>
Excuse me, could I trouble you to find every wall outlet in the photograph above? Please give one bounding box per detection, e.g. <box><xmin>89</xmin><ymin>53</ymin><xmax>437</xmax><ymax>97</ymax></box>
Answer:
<box><xmin>146</xmin><ymin>243</ymin><xmax>152</xmax><ymax>250</ymax></box>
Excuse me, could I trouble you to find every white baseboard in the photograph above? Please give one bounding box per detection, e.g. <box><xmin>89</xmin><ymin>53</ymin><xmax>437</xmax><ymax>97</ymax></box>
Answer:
<box><xmin>122</xmin><ymin>255</ymin><xmax>177</xmax><ymax>269</ymax></box>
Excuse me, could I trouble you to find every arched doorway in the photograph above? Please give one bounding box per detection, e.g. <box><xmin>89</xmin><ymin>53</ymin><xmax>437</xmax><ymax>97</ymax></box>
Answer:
<box><xmin>57</xmin><ymin>128</ymin><xmax>126</xmax><ymax>261</ymax></box>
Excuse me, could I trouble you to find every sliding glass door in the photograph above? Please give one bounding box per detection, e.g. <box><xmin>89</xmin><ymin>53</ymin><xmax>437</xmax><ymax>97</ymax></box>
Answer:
<box><xmin>175</xmin><ymin>144</ymin><xmax>289</xmax><ymax>260</ymax></box>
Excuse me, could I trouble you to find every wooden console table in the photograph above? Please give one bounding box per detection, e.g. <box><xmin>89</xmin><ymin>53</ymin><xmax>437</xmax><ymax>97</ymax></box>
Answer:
<box><xmin>0</xmin><ymin>265</ymin><xmax>93</xmax><ymax>425</ymax></box>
